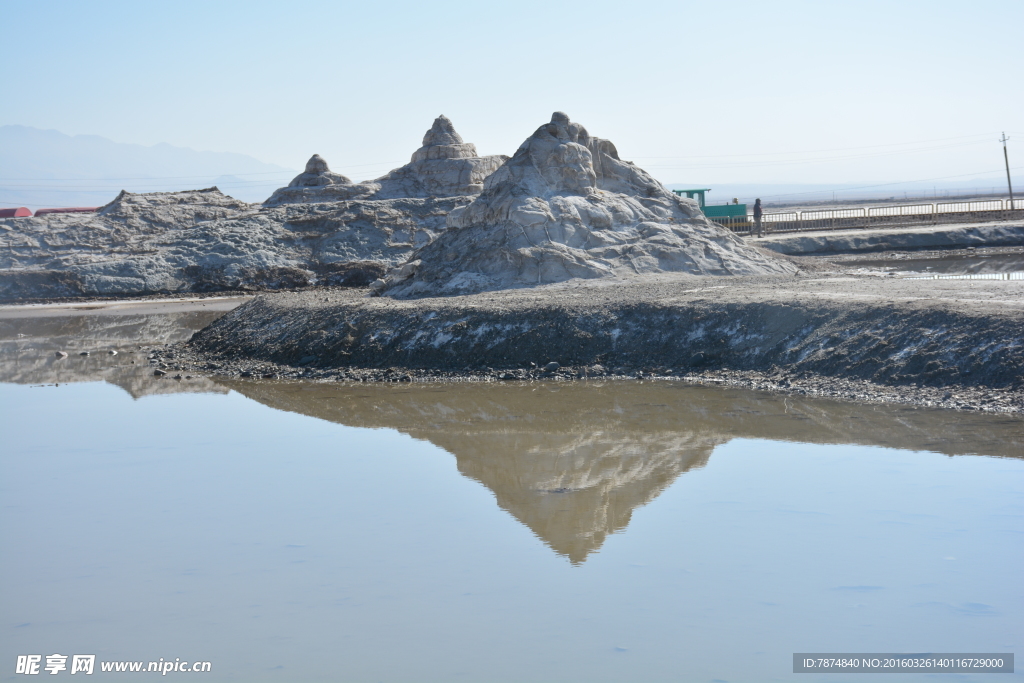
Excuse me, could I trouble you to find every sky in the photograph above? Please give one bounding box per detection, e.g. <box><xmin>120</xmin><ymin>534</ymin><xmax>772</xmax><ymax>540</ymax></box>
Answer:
<box><xmin>2</xmin><ymin>0</ymin><xmax>1022</xmax><ymax>192</ymax></box>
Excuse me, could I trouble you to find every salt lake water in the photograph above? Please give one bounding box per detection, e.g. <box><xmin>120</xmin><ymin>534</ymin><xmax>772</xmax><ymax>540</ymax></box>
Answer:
<box><xmin>1</xmin><ymin>303</ymin><xmax>1021</xmax><ymax>682</ymax></box>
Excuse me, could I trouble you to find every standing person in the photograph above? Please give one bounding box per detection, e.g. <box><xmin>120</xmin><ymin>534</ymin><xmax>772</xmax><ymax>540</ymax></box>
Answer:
<box><xmin>753</xmin><ymin>198</ymin><xmax>764</xmax><ymax>237</ymax></box>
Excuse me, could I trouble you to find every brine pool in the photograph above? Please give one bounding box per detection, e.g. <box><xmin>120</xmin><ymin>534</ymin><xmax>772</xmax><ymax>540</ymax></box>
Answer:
<box><xmin>1</xmin><ymin>301</ymin><xmax>1021</xmax><ymax>682</ymax></box>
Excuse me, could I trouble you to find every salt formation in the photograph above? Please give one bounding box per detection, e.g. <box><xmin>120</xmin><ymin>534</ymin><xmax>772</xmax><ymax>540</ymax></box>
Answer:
<box><xmin>263</xmin><ymin>154</ymin><xmax>368</xmax><ymax>205</ymax></box>
<box><xmin>0</xmin><ymin>117</ymin><xmax>507</xmax><ymax>300</ymax></box>
<box><xmin>379</xmin><ymin>112</ymin><xmax>795</xmax><ymax>297</ymax></box>
<box><xmin>291</xmin><ymin>154</ymin><xmax>351</xmax><ymax>185</ymax></box>
<box><xmin>263</xmin><ymin>115</ymin><xmax>507</xmax><ymax>206</ymax></box>
<box><xmin>370</xmin><ymin>115</ymin><xmax>508</xmax><ymax>199</ymax></box>
<box><xmin>0</xmin><ymin>188</ymin><xmax>458</xmax><ymax>299</ymax></box>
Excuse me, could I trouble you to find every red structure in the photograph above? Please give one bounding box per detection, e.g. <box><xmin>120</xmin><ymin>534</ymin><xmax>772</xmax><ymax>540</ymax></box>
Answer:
<box><xmin>0</xmin><ymin>207</ymin><xmax>33</xmax><ymax>218</ymax></box>
<box><xmin>33</xmin><ymin>207</ymin><xmax>99</xmax><ymax>217</ymax></box>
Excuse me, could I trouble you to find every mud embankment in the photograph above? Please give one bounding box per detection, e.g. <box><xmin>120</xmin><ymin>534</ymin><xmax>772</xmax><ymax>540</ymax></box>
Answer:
<box><xmin>759</xmin><ymin>221</ymin><xmax>1024</xmax><ymax>255</ymax></box>
<box><xmin>178</xmin><ymin>274</ymin><xmax>1024</xmax><ymax>411</ymax></box>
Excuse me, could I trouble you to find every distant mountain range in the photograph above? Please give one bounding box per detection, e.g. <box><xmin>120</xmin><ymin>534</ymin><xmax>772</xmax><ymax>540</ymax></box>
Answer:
<box><xmin>2</xmin><ymin>124</ymin><xmax>1011</xmax><ymax>212</ymax></box>
<box><xmin>0</xmin><ymin>125</ymin><xmax>295</xmax><ymax>209</ymax></box>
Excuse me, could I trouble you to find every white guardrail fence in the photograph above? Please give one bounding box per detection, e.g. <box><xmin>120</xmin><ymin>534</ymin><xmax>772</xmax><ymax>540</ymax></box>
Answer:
<box><xmin>715</xmin><ymin>198</ymin><xmax>1024</xmax><ymax>234</ymax></box>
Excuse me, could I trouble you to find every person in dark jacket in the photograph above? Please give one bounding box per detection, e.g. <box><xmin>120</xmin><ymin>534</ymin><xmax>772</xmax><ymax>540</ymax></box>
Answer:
<box><xmin>753</xmin><ymin>198</ymin><xmax>764</xmax><ymax>237</ymax></box>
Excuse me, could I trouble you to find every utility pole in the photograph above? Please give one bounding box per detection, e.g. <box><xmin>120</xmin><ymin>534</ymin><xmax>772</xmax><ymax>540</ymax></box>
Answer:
<box><xmin>1001</xmin><ymin>133</ymin><xmax>1015</xmax><ymax>210</ymax></box>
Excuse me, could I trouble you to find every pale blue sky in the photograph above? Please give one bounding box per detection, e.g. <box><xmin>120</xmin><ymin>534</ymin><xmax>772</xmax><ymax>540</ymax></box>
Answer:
<box><xmin>2</xmin><ymin>0</ymin><xmax>1021</xmax><ymax>186</ymax></box>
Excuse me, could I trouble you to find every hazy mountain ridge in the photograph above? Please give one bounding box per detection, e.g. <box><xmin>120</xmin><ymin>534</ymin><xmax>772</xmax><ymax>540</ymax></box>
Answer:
<box><xmin>0</xmin><ymin>125</ymin><xmax>295</xmax><ymax>207</ymax></box>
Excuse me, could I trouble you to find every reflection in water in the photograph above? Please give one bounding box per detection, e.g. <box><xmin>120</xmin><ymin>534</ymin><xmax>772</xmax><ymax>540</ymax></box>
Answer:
<box><xmin>0</xmin><ymin>301</ymin><xmax>239</xmax><ymax>398</ymax></box>
<box><xmin>223</xmin><ymin>380</ymin><xmax>1024</xmax><ymax>564</ymax></box>
<box><xmin>5</xmin><ymin>303</ymin><xmax>1022</xmax><ymax>564</ymax></box>
<box><xmin>3</xmin><ymin>306</ymin><xmax>1023</xmax><ymax>682</ymax></box>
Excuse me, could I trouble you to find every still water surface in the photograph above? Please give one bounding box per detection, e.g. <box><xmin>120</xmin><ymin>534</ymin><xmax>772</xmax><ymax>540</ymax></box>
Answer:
<box><xmin>1</xmin><ymin>304</ymin><xmax>1022</xmax><ymax>682</ymax></box>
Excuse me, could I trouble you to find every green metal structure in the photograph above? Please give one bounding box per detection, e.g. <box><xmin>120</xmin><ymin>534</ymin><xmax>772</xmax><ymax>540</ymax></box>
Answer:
<box><xmin>674</xmin><ymin>188</ymin><xmax>712</xmax><ymax>207</ymax></box>
<box><xmin>672</xmin><ymin>188</ymin><xmax>748</xmax><ymax>221</ymax></box>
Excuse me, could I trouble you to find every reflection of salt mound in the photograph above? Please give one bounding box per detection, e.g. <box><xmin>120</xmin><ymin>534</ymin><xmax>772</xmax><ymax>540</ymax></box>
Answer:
<box><xmin>263</xmin><ymin>116</ymin><xmax>507</xmax><ymax>206</ymax></box>
<box><xmin>0</xmin><ymin>310</ymin><xmax>230</xmax><ymax>399</ymax></box>
<box><xmin>381</xmin><ymin>112</ymin><xmax>796</xmax><ymax>297</ymax></box>
<box><xmin>223</xmin><ymin>380</ymin><xmax>1024</xmax><ymax>563</ymax></box>
<box><xmin>451</xmin><ymin>432</ymin><xmax>715</xmax><ymax>565</ymax></box>
<box><xmin>223</xmin><ymin>380</ymin><xmax>719</xmax><ymax>564</ymax></box>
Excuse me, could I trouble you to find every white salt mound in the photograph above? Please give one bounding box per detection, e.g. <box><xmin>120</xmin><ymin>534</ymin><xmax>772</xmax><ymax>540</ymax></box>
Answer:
<box><xmin>263</xmin><ymin>115</ymin><xmax>507</xmax><ymax>206</ymax></box>
<box><xmin>380</xmin><ymin>112</ymin><xmax>796</xmax><ymax>297</ymax></box>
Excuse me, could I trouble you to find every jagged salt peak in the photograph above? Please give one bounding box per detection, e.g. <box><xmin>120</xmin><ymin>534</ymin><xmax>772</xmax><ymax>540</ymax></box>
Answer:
<box><xmin>286</xmin><ymin>154</ymin><xmax>352</xmax><ymax>188</ymax></box>
<box><xmin>304</xmin><ymin>154</ymin><xmax>330</xmax><ymax>174</ymax></box>
<box><xmin>421</xmin><ymin>115</ymin><xmax>464</xmax><ymax>146</ymax></box>
<box><xmin>409</xmin><ymin>115</ymin><xmax>480</xmax><ymax>163</ymax></box>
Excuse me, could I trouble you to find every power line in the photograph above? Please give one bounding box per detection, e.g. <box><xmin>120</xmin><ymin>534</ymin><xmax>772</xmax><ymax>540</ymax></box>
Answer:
<box><xmin>0</xmin><ymin>170</ymin><xmax>293</xmax><ymax>182</ymax></box>
<box><xmin>0</xmin><ymin>132</ymin><xmax>1005</xmax><ymax>183</ymax></box>
<box><xmin>0</xmin><ymin>159</ymin><xmax>405</xmax><ymax>182</ymax></box>
<box><xmin>750</xmin><ymin>166</ymin><xmax>1023</xmax><ymax>200</ymax></box>
<box><xmin>0</xmin><ymin>182</ymin><xmax>287</xmax><ymax>192</ymax></box>
<box><xmin>632</xmin><ymin>132</ymin><xmax>999</xmax><ymax>160</ymax></box>
<box><xmin>641</xmin><ymin>140</ymin><xmax>993</xmax><ymax>171</ymax></box>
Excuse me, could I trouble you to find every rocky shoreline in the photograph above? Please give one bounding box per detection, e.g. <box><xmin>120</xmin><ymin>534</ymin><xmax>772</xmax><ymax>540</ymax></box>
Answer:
<box><xmin>166</xmin><ymin>272</ymin><xmax>1024</xmax><ymax>414</ymax></box>
<box><xmin>147</xmin><ymin>352</ymin><xmax>1024</xmax><ymax>415</ymax></box>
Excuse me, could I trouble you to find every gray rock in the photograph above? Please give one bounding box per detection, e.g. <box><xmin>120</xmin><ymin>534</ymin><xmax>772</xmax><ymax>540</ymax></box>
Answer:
<box><xmin>107</xmin><ymin>349</ymin><xmax>118</xmax><ymax>355</ymax></box>
<box><xmin>380</xmin><ymin>112</ymin><xmax>796</xmax><ymax>297</ymax></box>
<box><xmin>544</xmin><ymin>362</ymin><xmax>561</xmax><ymax>372</ymax></box>
<box><xmin>55</xmin><ymin>351</ymin><xmax>68</xmax><ymax>358</ymax></box>
<box><xmin>153</xmin><ymin>369</ymin><xmax>167</xmax><ymax>376</ymax></box>
<box><xmin>79</xmin><ymin>351</ymin><xmax>90</xmax><ymax>356</ymax></box>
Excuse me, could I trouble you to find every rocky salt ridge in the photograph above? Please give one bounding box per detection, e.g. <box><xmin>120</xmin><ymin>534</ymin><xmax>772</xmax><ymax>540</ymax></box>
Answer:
<box><xmin>0</xmin><ymin>117</ymin><xmax>506</xmax><ymax>301</ymax></box>
<box><xmin>263</xmin><ymin>116</ymin><xmax>507</xmax><ymax>205</ymax></box>
<box><xmin>0</xmin><ymin>187</ymin><xmax>468</xmax><ymax>299</ymax></box>
<box><xmin>378</xmin><ymin>113</ymin><xmax>795</xmax><ymax>297</ymax></box>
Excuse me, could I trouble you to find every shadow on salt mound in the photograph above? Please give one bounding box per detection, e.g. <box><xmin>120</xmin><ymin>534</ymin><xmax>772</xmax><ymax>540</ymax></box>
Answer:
<box><xmin>377</xmin><ymin>112</ymin><xmax>797</xmax><ymax>298</ymax></box>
